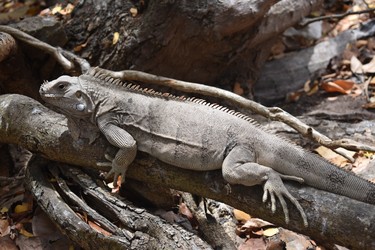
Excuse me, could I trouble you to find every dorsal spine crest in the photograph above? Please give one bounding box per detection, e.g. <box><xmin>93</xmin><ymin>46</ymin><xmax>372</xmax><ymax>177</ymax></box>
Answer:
<box><xmin>85</xmin><ymin>67</ymin><xmax>264</xmax><ymax>128</ymax></box>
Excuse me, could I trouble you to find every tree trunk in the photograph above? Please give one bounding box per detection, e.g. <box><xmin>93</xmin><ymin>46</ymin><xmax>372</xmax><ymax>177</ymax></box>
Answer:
<box><xmin>65</xmin><ymin>0</ymin><xmax>322</xmax><ymax>92</ymax></box>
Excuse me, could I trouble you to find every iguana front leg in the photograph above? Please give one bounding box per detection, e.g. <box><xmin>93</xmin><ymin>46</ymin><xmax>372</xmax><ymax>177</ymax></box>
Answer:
<box><xmin>222</xmin><ymin>145</ymin><xmax>308</xmax><ymax>226</ymax></box>
<box><xmin>97</xmin><ymin>118</ymin><xmax>137</xmax><ymax>185</ymax></box>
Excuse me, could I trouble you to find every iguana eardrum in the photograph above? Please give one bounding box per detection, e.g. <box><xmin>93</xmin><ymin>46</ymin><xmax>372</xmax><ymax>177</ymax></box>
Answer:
<box><xmin>39</xmin><ymin>68</ymin><xmax>375</xmax><ymax>226</ymax></box>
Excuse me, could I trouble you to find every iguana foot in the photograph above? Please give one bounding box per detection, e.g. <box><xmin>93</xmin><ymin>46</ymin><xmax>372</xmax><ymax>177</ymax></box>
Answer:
<box><xmin>262</xmin><ymin>173</ymin><xmax>308</xmax><ymax>227</ymax></box>
<box><xmin>97</xmin><ymin>154</ymin><xmax>126</xmax><ymax>186</ymax></box>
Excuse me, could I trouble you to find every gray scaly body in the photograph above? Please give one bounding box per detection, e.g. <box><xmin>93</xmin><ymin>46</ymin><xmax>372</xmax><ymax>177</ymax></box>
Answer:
<box><xmin>39</xmin><ymin>68</ymin><xmax>375</xmax><ymax>226</ymax></box>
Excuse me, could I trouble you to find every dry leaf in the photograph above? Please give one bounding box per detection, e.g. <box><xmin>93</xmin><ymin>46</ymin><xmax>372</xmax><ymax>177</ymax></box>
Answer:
<box><xmin>363</xmin><ymin>102</ymin><xmax>375</xmax><ymax>109</ymax></box>
<box><xmin>233</xmin><ymin>82</ymin><xmax>244</xmax><ymax>95</ymax></box>
<box><xmin>59</xmin><ymin>3</ymin><xmax>75</xmax><ymax>15</ymax></box>
<box><xmin>130</xmin><ymin>7</ymin><xmax>138</xmax><ymax>17</ymax></box>
<box><xmin>73</xmin><ymin>40</ymin><xmax>88</xmax><ymax>52</ymax></box>
<box><xmin>286</xmin><ymin>90</ymin><xmax>303</xmax><ymax>102</ymax></box>
<box><xmin>1</xmin><ymin>207</ymin><xmax>9</xmax><ymax>213</ymax></box>
<box><xmin>307</xmin><ymin>85</ymin><xmax>319</xmax><ymax>96</ymax></box>
<box><xmin>112</xmin><ymin>32</ymin><xmax>120</xmax><ymax>45</ymax></box>
<box><xmin>315</xmin><ymin>146</ymin><xmax>352</xmax><ymax>166</ymax></box>
<box><xmin>303</xmin><ymin>78</ymin><xmax>319</xmax><ymax>95</ymax></box>
<box><xmin>233</xmin><ymin>209</ymin><xmax>251</xmax><ymax>223</ymax></box>
<box><xmin>88</xmin><ymin>220</ymin><xmax>112</xmax><ymax>236</ymax></box>
<box><xmin>19</xmin><ymin>228</ymin><xmax>33</xmax><ymax>237</ymax></box>
<box><xmin>334</xmin><ymin>79</ymin><xmax>354</xmax><ymax>90</ymax></box>
<box><xmin>14</xmin><ymin>203</ymin><xmax>29</xmax><ymax>214</ymax></box>
<box><xmin>238</xmin><ymin>218</ymin><xmax>274</xmax><ymax>236</ymax></box>
<box><xmin>263</xmin><ymin>227</ymin><xmax>279</xmax><ymax>237</ymax></box>
<box><xmin>321</xmin><ymin>80</ymin><xmax>354</xmax><ymax>94</ymax></box>
<box><xmin>178</xmin><ymin>202</ymin><xmax>193</xmax><ymax>220</ymax></box>
<box><xmin>350</xmin><ymin>56</ymin><xmax>363</xmax><ymax>74</ymax></box>
<box><xmin>51</xmin><ymin>4</ymin><xmax>62</xmax><ymax>14</ymax></box>
<box><xmin>321</xmin><ymin>81</ymin><xmax>347</xmax><ymax>94</ymax></box>
<box><xmin>0</xmin><ymin>218</ymin><xmax>10</xmax><ymax>236</ymax></box>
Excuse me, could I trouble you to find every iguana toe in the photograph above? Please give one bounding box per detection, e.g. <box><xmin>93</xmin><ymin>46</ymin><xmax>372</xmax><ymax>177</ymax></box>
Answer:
<box><xmin>97</xmin><ymin>153</ymin><xmax>126</xmax><ymax>187</ymax></box>
<box><xmin>262</xmin><ymin>175</ymin><xmax>307</xmax><ymax>226</ymax></box>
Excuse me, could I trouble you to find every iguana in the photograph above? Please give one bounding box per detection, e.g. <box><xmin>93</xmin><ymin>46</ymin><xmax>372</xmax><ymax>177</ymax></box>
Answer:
<box><xmin>39</xmin><ymin>67</ymin><xmax>375</xmax><ymax>226</ymax></box>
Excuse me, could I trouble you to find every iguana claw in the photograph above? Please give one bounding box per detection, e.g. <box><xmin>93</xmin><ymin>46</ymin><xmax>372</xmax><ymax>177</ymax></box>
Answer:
<box><xmin>97</xmin><ymin>154</ymin><xmax>125</xmax><ymax>186</ymax></box>
<box><xmin>262</xmin><ymin>173</ymin><xmax>308</xmax><ymax>227</ymax></box>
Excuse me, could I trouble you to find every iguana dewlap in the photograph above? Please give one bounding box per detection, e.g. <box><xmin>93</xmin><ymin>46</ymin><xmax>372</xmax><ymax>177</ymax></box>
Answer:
<box><xmin>39</xmin><ymin>68</ymin><xmax>375</xmax><ymax>226</ymax></box>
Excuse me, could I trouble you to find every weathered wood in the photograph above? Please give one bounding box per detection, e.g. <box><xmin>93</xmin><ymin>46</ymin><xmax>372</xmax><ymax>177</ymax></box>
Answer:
<box><xmin>0</xmin><ymin>94</ymin><xmax>374</xmax><ymax>249</ymax></box>
<box><xmin>65</xmin><ymin>0</ymin><xmax>322</xmax><ymax>89</ymax></box>
<box><xmin>25</xmin><ymin>158</ymin><xmax>212</xmax><ymax>249</ymax></box>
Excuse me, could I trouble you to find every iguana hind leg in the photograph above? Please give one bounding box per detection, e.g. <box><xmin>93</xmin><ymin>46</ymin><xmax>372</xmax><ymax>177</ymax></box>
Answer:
<box><xmin>222</xmin><ymin>145</ymin><xmax>308</xmax><ymax>226</ymax></box>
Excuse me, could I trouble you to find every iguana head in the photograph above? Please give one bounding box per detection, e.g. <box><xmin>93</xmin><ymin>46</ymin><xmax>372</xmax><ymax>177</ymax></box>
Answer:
<box><xmin>39</xmin><ymin>75</ymin><xmax>94</xmax><ymax>118</ymax></box>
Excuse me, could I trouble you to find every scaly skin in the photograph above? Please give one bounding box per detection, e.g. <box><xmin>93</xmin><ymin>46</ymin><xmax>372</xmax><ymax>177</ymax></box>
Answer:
<box><xmin>39</xmin><ymin>68</ymin><xmax>375</xmax><ymax>226</ymax></box>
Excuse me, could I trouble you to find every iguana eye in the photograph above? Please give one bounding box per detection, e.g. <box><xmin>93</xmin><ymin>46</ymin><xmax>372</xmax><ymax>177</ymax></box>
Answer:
<box><xmin>75</xmin><ymin>103</ymin><xmax>85</xmax><ymax>111</ymax></box>
<box><xmin>76</xmin><ymin>91</ymin><xmax>82</xmax><ymax>98</ymax></box>
<box><xmin>58</xmin><ymin>83</ymin><xmax>66</xmax><ymax>89</ymax></box>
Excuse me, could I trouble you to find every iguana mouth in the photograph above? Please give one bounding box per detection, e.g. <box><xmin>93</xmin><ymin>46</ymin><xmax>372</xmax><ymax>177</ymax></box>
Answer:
<box><xmin>40</xmin><ymin>94</ymin><xmax>56</xmax><ymax>98</ymax></box>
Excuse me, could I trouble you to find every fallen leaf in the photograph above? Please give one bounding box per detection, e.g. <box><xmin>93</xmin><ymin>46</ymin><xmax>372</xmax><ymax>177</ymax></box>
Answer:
<box><xmin>321</xmin><ymin>81</ymin><xmax>347</xmax><ymax>94</ymax></box>
<box><xmin>233</xmin><ymin>209</ymin><xmax>251</xmax><ymax>223</ymax></box>
<box><xmin>237</xmin><ymin>218</ymin><xmax>274</xmax><ymax>237</ymax></box>
<box><xmin>233</xmin><ymin>82</ymin><xmax>244</xmax><ymax>95</ymax></box>
<box><xmin>321</xmin><ymin>80</ymin><xmax>354</xmax><ymax>94</ymax></box>
<box><xmin>59</xmin><ymin>3</ymin><xmax>75</xmax><ymax>15</ymax></box>
<box><xmin>286</xmin><ymin>91</ymin><xmax>303</xmax><ymax>102</ymax></box>
<box><xmin>112</xmin><ymin>32</ymin><xmax>119</xmax><ymax>45</ymax></box>
<box><xmin>363</xmin><ymin>102</ymin><xmax>375</xmax><ymax>109</ymax></box>
<box><xmin>88</xmin><ymin>220</ymin><xmax>112</xmax><ymax>236</ymax></box>
<box><xmin>263</xmin><ymin>227</ymin><xmax>279</xmax><ymax>237</ymax></box>
<box><xmin>0</xmin><ymin>218</ymin><xmax>10</xmax><ymax>236</ymax></box>
<box><xmin>14</xmin><ymin>203</ymin><xmax>29</xmax><ymax>214</ymax></box>
<box><xmin>178</xmin><ymin>202</ymin><xmax>193</xmax><ymax>220</ymax></box>
<box><xmin>19</xmin><ymin>228</ymin><xmax>33</xmax><ymax>237</ymax></box>
<box><xmin>51</xmin><ymin>4</ymin><xmax>62</xmax><ymax>15</ymax></box>
<box><xmin>130</xmin><ymin>7</ymin><xmax>138</xmax><ymax>17</ymax></box>
<box><xmin>315</xmin><ymin>146</ymin><xmax>353</xmax><ymax>166</ymax></box>
<box><xmin>73</xmin><ymin>40</ymin><xmax>89</xmax><ymax>52</ymax></box>
<box><xmin>363</xmin><ymin>151</ymin><xmax>374</xmax><ymax>158</ymax></box>
<box><xmin>350</xmin><ymin>56</ymin><xmax>363</xmax><ymax>74</ymax></box>
<box><xmin>1</xmin><ymin>207</ymin><xmax>9</xmax><ymax>213</ymax></box>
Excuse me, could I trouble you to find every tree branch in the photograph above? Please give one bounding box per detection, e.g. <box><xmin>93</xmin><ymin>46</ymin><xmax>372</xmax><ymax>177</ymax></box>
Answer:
<box><xmin>300</xmin><ymin>8</ymin><xmax>375</xmax><ymax>27</ymax></box>
<box><xmin>0</xmin><ymin>25</ymin><xmax>90</xmax><ymax>73</ymax></box>
<box><xmin>0</xmin><ymin>94</ymin><xmax>374</xmax><ymax>249</ymax></box>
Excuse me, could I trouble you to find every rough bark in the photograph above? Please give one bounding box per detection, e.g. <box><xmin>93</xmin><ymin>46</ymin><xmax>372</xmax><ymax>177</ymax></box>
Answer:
<box><xmin>1</xmin><ymin>94</ymin><xmax>374</xmax><ymax>249</ymax></box>
<box><xmin>25</xmin><ymin>158</ymin><xmax>212</xmax><ymax>250</ymax></box>
<box><xmin>0</xmin><ymin>16</ymin><xmax>68</xmax><ymax>100</ymax></box>
<box><xmin>0</xmin><ymin>0</ymin><xmax>323</xmax><ymax>102</ymax></box>
<box><xmin>65</xmin><ymin>0</ymin><xmax>322</xmax><ymax>91</ymax></box>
